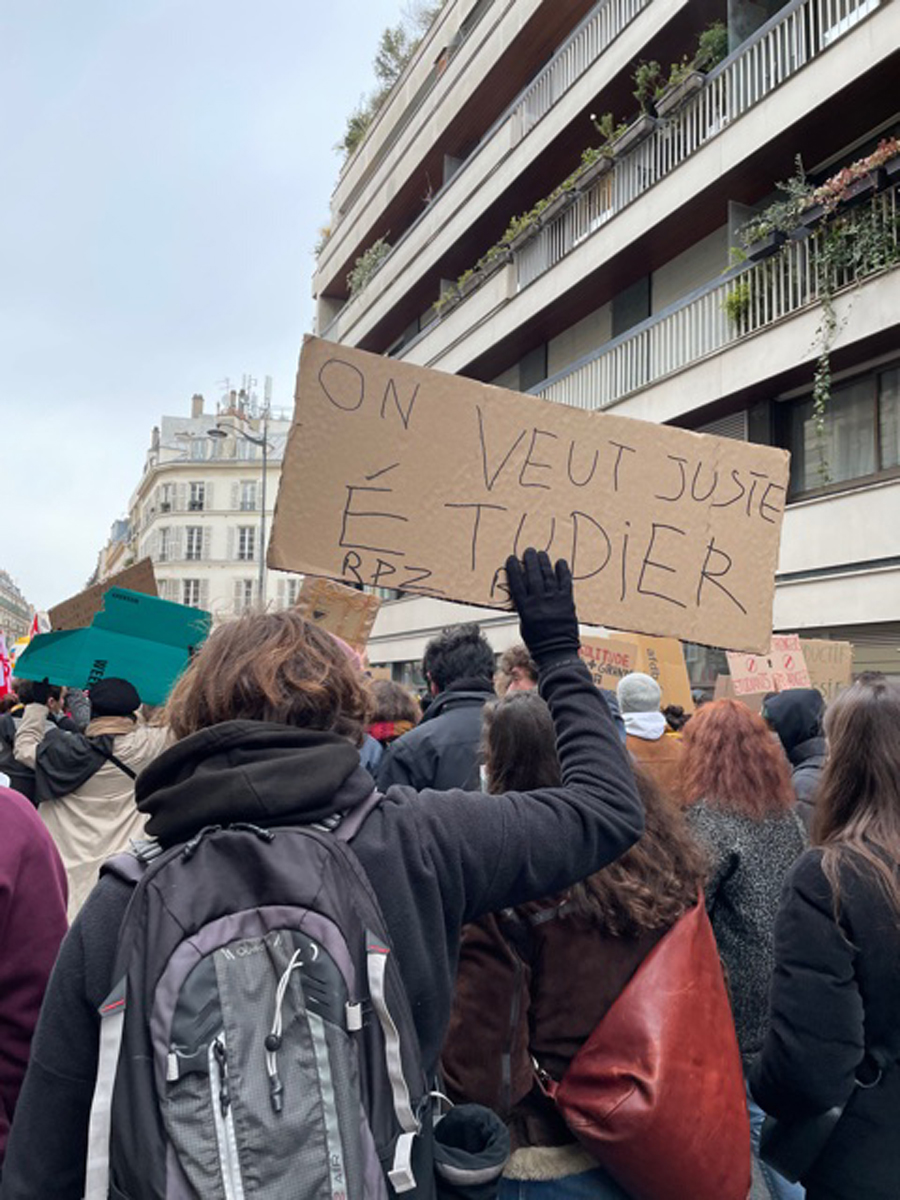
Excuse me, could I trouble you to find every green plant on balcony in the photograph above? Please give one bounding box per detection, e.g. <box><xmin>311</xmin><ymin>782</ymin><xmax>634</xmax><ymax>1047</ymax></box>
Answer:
<box><xmin>632</xmin><ymin>60</ymin><xmax>663</xmax><ymax>114</ymax></box>
<box><xmin>722</xmin><ymin>279</ymin><xmax>751</xmax><ymax>329</ymax></box>
<box><xmin>590</xmin><ymin>111</ymin><xmax>628</xmax><ymax>155</ymax></box>
<box><xmin>693</xmin><ymin>21</ymin><xmax>729</xmax><ymax>72</ymax></box>
<box><xmin>347</xmin><ymin>237</ymin><xmax>392</xmax><ymax>296</ymax></box>
<box><xmin>314</xmin><ymin>225</ymin><xmax>332</xmax><ymax>257</ymax></box>
<box><xmin>737</xmin><ymin>157</ymin><xmax>813</xmax><ymax>251</ymax></box>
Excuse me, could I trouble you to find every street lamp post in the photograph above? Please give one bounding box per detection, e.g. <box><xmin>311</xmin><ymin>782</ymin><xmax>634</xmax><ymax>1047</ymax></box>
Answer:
<box><xmin>208</xmin><ymin>409</ymin><xmax>271</xmax><ymax>609</ymax></box>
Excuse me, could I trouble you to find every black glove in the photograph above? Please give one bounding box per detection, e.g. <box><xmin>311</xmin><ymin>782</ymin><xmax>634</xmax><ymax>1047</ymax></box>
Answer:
<box><xmin>30</xmin><ymin>678</ymin><xmax>54</xmax><ymax>706</ymax></box>
<box><xmin>505</xmin><ymin>548</ymin><xmax>580</xmax><ymax>668</ymax></box>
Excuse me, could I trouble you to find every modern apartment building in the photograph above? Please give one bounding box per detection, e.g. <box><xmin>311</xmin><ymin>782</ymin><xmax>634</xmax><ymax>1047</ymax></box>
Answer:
<box><xmin>313</xmin><ymin>0</ymin><xmax>900</xmax><ymax>686</ymax></box>
<box><xmin>107</xmin><ymin>390</ymin><xmax>304</xmax><ymax>620</ymax></box>
<box><xmin>0</xmin><ymin>569</ymin><xmax>31</xmax><ymax>643</ymax></box>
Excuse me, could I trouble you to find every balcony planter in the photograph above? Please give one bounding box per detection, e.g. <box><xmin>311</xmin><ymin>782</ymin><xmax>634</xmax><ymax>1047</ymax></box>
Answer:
<box><xmin>477</xmin><ymin>249</ymin><xmax>512</xmax><ymax>281</ymax></box>
<box><xmin>433</xmin><ymin>288</ymin><xmax>462</xmax><ymax>320</ymax></box>
<box><xmin>508</xmin><ymin>220</ymin><xmax>541</xmax><ymax>252</ymax></box>
<box><xmin>746</xmin><ymin>229</ymin><xmax>786</xmax><ymax>261</ymax></box>
<box><xmin>609</xmin><ymin>113</ymin><xmax>657</xmax><ymax>157</ymax></box>
<box><xmin>840</xmin><ymin>167</ymin><xmax>887</xmax><ymax>209</ymax></box>
<box><xmin>575</xmin><ymin>154</ymin><xmax>614</xmax><ymax>193</ymax></box>
<box><xmin>655</xmin><ymin>70</ymin><xmax>705</xmax><ymax>118</ymax></box>
<box><xmin>885</xmin><ymin>155</ymin><xmax>900</xmax><ymax>184</ymax></box>
<box><xmin>790</xmin><ymin>204</ymin><xmax>827</xmax><ymax>240</ymax></box>
<box><xmin>539</xmin><ymin>188</ymin><xmax>578</xmax><ymax>226</ymax></box>
<box><xmin>458</xmin><ymin>271</ymin><xmax>482</xmax><ymax>299</ymax></box>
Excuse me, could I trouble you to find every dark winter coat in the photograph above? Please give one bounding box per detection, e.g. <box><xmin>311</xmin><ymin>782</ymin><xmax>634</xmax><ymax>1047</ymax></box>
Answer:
<box><xmin>764</xmin><ymin>689</ymin><xmax>826</xmax><ymax>831</ymax></box>
<box><xmin>0</xmin><ymin>718</ymin><xmax>36</xmax><ymax>804</ymax></box>
<box><xmin>0</xmin><ymin>657</ymin><xmax>643</xmax><ymax>1199</ymax></box>
<box><xmin>751</xmin><ymin>847</ymin><xmax>900</xmax><ymax>1200</ymax></box>
<box><xmin>376</xmin><ymin>676</ymin><xmax>495</xmax><ymax>791</ymax></box>
<box><xmin>685</xmin><ymin>802</ymin><xmax>806</xmax><ymax>1058</ymax></box>
<box><xmin>0</xmin><ymin>788</ymin><xmax>68</xmax><ymax>1165</ymax></box>
<box><xmin>789</xmin><ymin>738</ymin><xmax>827</xmax><ymax>831</ymax></box>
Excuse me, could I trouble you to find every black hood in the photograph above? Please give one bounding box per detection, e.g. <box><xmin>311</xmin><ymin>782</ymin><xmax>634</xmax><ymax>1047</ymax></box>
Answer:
<box><xmin>135</xmin><ymin>720</ymin><xmax>371</xmax><ymax>845</ymax></box>
<box><xmin>422</xmin><ymin>677</ymin><xmax>495</xmax><ymax>723</ymax></box>
<box><xmin>763</xmin><ymin>689</ymin><xmax>825</xmax><ymax>757</ymax></box>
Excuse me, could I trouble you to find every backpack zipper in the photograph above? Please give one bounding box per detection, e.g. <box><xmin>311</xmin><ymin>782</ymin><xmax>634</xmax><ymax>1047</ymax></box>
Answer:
<box><xmin>209</xmin><ymin>1035</ymin><xmax>246</xmax><ymax>1200</ymax></box>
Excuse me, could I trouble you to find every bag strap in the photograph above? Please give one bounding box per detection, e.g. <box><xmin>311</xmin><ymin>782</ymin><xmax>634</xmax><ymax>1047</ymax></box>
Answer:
<box><xmin>335</xmin><ymin>788</ymin><xmax>383</xmax><ymax>842</ymax></box>
<box><xmin>87</xmin><ymin>737</ymin><xmax>137</xmax><ymax>780</ymax></box>
<box><xmin>83</xmin><ymin>980</ymin><xmax>128</xmax><ymax>1200</ymax></box>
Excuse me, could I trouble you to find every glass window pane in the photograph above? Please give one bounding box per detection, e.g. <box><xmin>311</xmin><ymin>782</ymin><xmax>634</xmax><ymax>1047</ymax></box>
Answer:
<box><xmin>879</xmin><ymin>368</ymin><xmax>900</xmax><ymax>470</ymax></box>
<box><xmin>788</xmin><ymin>378</ymin><xmax>876</xmax><ymax>493</ymax></box>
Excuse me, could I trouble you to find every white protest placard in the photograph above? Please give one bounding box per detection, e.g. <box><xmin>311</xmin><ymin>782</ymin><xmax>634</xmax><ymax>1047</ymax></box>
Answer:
<box><xmin>269</xmin><ymin>337</ymin><xmax>791</xmax><ymax>652</ymax></box>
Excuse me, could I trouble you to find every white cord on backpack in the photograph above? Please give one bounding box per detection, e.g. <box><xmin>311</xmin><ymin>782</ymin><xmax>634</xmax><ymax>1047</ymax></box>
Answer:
<box><xmin>265</xmin><ymin>948</ymin><xmax>304</xmax><ymax>1112</ymax></box>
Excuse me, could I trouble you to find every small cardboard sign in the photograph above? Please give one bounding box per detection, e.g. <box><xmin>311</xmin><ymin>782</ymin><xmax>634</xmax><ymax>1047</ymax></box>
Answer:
<box><xmin>713</xmin><ymin>673</ymin><xmax>765</xmax><ymax>713</ymax></box>
<box><xmin>268</xmin><ymin>337</ymin><xmax>790</xmax><ymax>652</ymax></box>
<box><xmin>629</xmin><ymin>633</ymin><xmax>694</xmax><ymax>712</ymax></box>
<box><xmin>726</xmin><ymin>634</ymin><xmax>811</xmax><ymax>696</ymax></box>
<box><xmin>799</xmin><ymin>638</ymin><xmax>853</xmax><ymax>701</ymax></box>
<box><xmin>294</xmin><ymin>576</ymin><xmax>380</xmax><ymax>650</ymax></box>
<box><xmin>49</xmin><ymin>558</ymin><xmax>158</xmax><ymax>632</ymax></box>
<box><xmin>578</xmin><ymin>636</ymin><xmax>639</xmax><ymax>692</ymax></box>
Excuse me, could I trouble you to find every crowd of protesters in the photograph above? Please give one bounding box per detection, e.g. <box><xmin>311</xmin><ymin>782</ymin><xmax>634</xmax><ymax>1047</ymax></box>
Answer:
<box><xmin>0</xmin><ymin>549</ymin><xmax>897</xmax><ymax>1200</ymax></box>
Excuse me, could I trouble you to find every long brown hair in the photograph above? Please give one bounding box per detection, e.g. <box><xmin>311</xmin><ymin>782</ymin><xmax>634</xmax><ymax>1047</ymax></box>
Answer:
<box><xmin>680</xmin><ymin>698</ymin><xmax>794</xmax><ymax>817</ymax></box>
<box><xmin>165</xmin><ymin>610</ymin><xmax>371</xmax><ymax>744</ymax></box>
<box><xmin>482</xmin><ymin>692</ymin><xmax>704</xmax><ymax>935</ymax></box>
<box><xmin>814</xmin><ymin>675</ymin><xmax>900</xmax><ymax>916</ymax></box>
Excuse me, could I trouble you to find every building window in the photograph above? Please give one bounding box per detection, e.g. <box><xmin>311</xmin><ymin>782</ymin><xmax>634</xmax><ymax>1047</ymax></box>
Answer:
<box><xmin>284</xmin><ymin>578</ymin><xmax>300</xmax><ymax>607</ymax></box>
<box><xmin>785</xmin><ymin>367</ymin><xmax>900</xmax><ymax>495</ymax></box>
<box><xmin>185</xmin><ymin>526</ymin><xmax>203</xmax><ymax>561</ymax></box>
<box><xmin>237</xmin><ymin>439</ymin><xmax>257</xmax><ymax>461</ymax></box>
<box><xmin>234</xmin><ymin>579</ymin><xmax>255</xmax><ymax>613</ymax></box>
<box><xmin>158</xmin><ymin>527</ymin><xmax>171</xmax><ymax>563</ymax></box>
<box><xmin>183</xmin><ymin>579</ymin><xmax>202</xmax><ymax>608</ymax></box>
<box><xmin>189</xmin><ymin>482</ymin><xmax>205</xmax><ymax>511</ymax></box>
<box><xmin>160</xmin><ymin>483</ymin><xmax>174</xmax><ymax>513</ymax></box>
<box><xmin>190</xmin><ymin>438</ymin><xmax>207</xmax><ymax>461</ymax></box>
<box><xmin>240</xmin><ymin>480</ymin><xmax>258</xmax><ymax>511</ymax></box>
<box><xmin>237</xmin><ymin>526</ymin><xmax>256</xmax><ymax>561</ymax></box>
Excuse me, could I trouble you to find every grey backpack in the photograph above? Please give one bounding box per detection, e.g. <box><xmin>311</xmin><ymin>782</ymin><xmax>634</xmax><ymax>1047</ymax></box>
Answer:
<box><xmin>84</xmin><ymin>801</ymin><xmax>434</xmax><ymax>1200</ymax></box>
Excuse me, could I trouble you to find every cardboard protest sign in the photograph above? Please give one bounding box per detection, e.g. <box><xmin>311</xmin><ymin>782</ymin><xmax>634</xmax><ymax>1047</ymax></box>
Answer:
<box><xmin>268</xmin><ymin>337</ymin><xmax>790</xmax><ymax>652</ymax></box>
<box><xmin>800</xmin><ymin>638</ymin><xmax>853</xmax><ymax>701</ymax></box>
<box><xmin>14</xmin><ymin>588</ymin><xmax>210</xmax><ymax>706</ymax></box>
<box><xmin>714</xmin><ymin>674</ymin><xmax>765</xmax><ymax>713</ymax></box>
<box><xmin>294</xmin><ymin>576</ymin><xmax>381</xmax><ymax>650</ymax></box>
<box><xmin>49</xmin><ymin>558</ymin><xmax>158</xmax><ymax>631</ymax></box>
<box><xmin>726</xmin><ymin>635</ymin><xmax>810</xmax><ymax>696</ymax></box>
<box><xmin>610</xmin><ymin>632</ymin><xmax>695</xmax><ymax>711</ymax></box>
<box><xmin>578</xmin><ymin>636</ymin><xmax>639</xmax><ymax>692</ymax></box>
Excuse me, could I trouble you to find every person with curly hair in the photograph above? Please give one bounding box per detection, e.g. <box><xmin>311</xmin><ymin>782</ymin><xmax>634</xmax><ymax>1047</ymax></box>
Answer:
<box><xmin>443</xmin><ymin>689</ymin><xmax>709</xmax><ymax>1198</ymax></box>
<box><xmin>681</xmin><ymin>699</ymin><xmax>807</xmax><ymax>1200</ymax></box>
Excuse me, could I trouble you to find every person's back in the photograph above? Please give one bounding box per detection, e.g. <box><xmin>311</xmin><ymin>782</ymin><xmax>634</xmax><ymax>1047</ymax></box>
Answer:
<box><xmin>762</xmin><ymin>688</ymin><xmax>827</xmax><ymax>831</ymax></box>
<box><xmin>752</xmin><ymin>676</ymin><xmax>900</xmax><ymax>1200</ymax></box>
<box><xmin>14</xmin><ymin>678</ymin><xmax>169</xmax><ymax>918</ymax></box>
<box><xmin>617</xmin><ymin>672</ymin><xmax>684</xmax><ymax>805</ymax></box>
<box><xmin>0</xmin><ymin>787</ymin><xmax>67</xmax><ymax>1170</ymax></box>
<box><xmin>443</xmin><ymin>691</ymin><xmax>706</xmax><ymax>1198</ymax></box>
<box><xmin>377</xmin><ymin>623</ymin><xmax>496</xmax><ymax>791</ymax></box>
<box><xmin>0</xmin><ymin>550</ymin><xmax>644</xmax><ymax>1200</ymax></box>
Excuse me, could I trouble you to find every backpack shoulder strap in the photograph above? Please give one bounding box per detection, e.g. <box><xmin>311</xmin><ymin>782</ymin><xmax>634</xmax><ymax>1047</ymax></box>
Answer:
<box><xmin>101</xmin><ymin>839</ymin><xmax>164</xmax><ymax>886</ymax></box>
<box><xmin>334</xmin><ymin>789</ymin><xmax>383</xmax><ymax>842</ymax></box>
<box><xmin>88</xmin><ymin>737</ymin><xmax>137</xmax><ymax>780</ymax></box>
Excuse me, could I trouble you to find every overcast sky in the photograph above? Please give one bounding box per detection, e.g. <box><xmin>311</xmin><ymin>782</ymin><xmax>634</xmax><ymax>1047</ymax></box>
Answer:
<box><xmin>1</xmin><ymin>0</ymin><xmax>406</xmax><ymax>609</ymax></box>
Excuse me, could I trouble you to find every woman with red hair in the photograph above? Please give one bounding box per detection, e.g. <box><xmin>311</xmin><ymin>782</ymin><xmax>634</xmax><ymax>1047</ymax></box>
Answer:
<box><xmin>681</xmin><ymin>699</ymin><xmax>806</xmax><ymax>1200</ymax></box>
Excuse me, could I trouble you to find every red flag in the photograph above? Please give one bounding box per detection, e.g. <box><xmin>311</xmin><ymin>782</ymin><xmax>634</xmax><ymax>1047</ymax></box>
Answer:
<box><xmin>29</xmin><ymin>613</ymin><xmax>41</xmax><ymax>639</ymax></box>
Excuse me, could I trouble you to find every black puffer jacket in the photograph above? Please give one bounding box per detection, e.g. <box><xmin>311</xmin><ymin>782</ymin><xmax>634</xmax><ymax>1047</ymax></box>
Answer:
<box><xmin>764</xmin><ymin>689</ymin><xmax>826</xmax><ymax>831</ymax></box>
<box><xmin>376</xmin><ymin>676</ymin><xmax>494</xmax><ymax>791</ymax></box>
<box><xmin>0</xmin><ymin>715</ymin><xmax>36</xmax><ymax>803</ymax></box>
<box><xmin>751</xmin><ymin>847</ymin><xmax>900</xmax><ymax>1200</ymax></box>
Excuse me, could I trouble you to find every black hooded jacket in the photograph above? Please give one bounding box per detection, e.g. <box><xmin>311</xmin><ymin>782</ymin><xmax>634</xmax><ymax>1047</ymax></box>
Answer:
<box><xmin>0</xmin><ymin>657</ymin><xmax>642</xmax><ymax>1200</ymax></box>
<box><xmin>764</xmin><ymin>688</ymin><xmax>826</xmax><ymax>831</ymax></box>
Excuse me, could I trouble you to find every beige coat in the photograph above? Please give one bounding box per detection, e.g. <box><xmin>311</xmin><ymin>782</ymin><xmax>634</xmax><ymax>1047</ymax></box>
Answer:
<box><xmin>15</xmin><ymin>705</ymin><xmax>170</xmax><ymax>919</ymax></box>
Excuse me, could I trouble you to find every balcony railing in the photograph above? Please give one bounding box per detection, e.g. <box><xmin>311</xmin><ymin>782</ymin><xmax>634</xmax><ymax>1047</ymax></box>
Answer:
<box><xmin>322</xmin><ymin>0</ymin><xmax>649</xmax><ymax>340</ymax></box>
<box><xmin>518</xmin><ymin>0</ymin><xmax>881</xmax><ymax>290</ymax></box>
<box><xmin>533</xmin><ymin>187</ymin><xmax>899</xmax><ymax>411</ymax></box>
<box><xmin>511</xmin><ymin>0</ymin><xmax>650</xmax><ymax>141</ymax></box>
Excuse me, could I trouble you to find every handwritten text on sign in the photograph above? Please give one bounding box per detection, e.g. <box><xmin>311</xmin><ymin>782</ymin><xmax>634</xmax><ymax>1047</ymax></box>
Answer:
<box><xmin>268</xmin><ymin>338</ymin><xmax>791</xmax><ymax>651</ymax></box>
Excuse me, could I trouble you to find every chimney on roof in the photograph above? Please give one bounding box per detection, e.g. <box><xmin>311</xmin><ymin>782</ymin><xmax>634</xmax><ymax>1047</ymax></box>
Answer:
<box><xmin>191</xmin><ymin>393</ymin><xmax>204</xmax><ymax>419</ymax></box>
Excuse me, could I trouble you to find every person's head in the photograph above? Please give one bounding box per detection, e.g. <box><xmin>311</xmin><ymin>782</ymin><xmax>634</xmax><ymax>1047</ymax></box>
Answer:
<box><xmin>14</xmin><ymin>679</ymin><xmax>61</xmax><ymax>706</ymax></box>
<box><xmin>617</xmin><ymin>672</ymin><xmax>662</xmax><ymax>714</ymax></box>
<box><xmin>762</xmin><ymin>688</ymin><xmax>824</xmax><ymax>755</ymax></box>
<box><xmin>482</xmin><ymin>690</ymin><xmax>562</xmax><ymax>793</ymax></box>
<box><xmin>89</xmin><ymin>678</ymin><xmax>141</xmax><ymax>719</ymax></box>
<box><xmin>368</xmin><ymin>679</ymin><xmax>421</xmax><ymax>744</ymax></box>
<box><xmin>680</xmin><ymin>698</ymin><xmax>794</xmax><ymax>817</ymax></box>
<box><xmin>495</xmin><ymin>644</ymin><xmax>539</xmax><ymax>697</ymax></box>
<box><xmin>165</xmin><ymin>610</ymin><xmax>371</xmax><ymax>745</ymax></box>
<box><xmin>814</xmin><ymin>675</ymin><xmax>900</xmax><ymax>914</ymax></box>
<box><xmin>422</xmin><ymin>623</ymin><xmax>494</xmax><ymax>696</ymax></box>
<box><xmin>662</xmin><ymin>704</ymin><xmax>690</xmax><ymax>733</ymax></box>
<box><xmin>0</xmin><ymin>694</ymin><xmax>19</xmax><ymax>713</ymax></box>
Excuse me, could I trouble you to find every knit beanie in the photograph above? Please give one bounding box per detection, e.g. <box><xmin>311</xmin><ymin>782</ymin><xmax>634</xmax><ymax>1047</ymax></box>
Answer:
<box><xmin>89</xmin><ymin>678</ymin><xmax>141</xmax><ymax>718</ymax></box>
<box><xmin>617</xmin><ymin>672</ymin><xmax>662</xmax><ymax>714</ymax></box>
